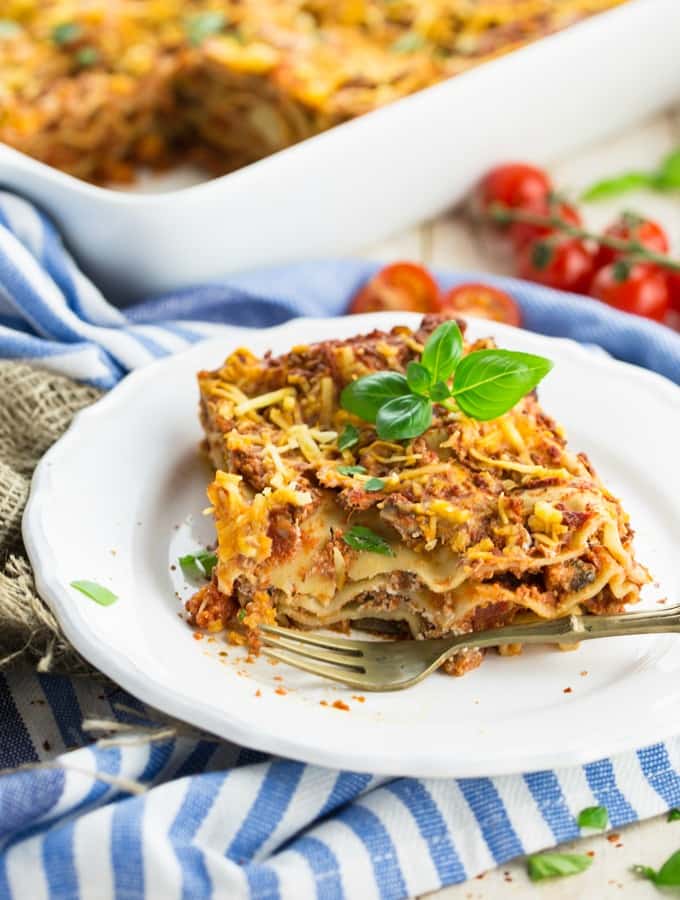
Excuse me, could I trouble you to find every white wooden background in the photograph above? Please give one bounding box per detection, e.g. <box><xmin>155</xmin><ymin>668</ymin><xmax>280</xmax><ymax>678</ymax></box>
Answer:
<box><xmin>366</xmin><ymin>107</ymin><xmax>680</xmax><ymax>900</ymax></box>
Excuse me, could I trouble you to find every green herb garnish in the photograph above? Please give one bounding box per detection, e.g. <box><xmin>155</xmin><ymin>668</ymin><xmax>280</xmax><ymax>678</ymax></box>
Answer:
<box><xmin>75</xmin><ymin>46</ymin><xmax>99</xmax><ymax>67</ymax></box>
<box><xmin>364</xmin><ymin>477</ymin><xmax>385</xmax><ymax>492</ymax></box>
<box><xmin>669</xmin><ymin>809</ymin><xmax>680</xmax><ymax>822</ymax></box>
<box><xmin>340</xmin><ymin>321</ymin><xmax>552</xmax><ymax>440</ymax></box>
<box><xmin>71</xmin><ymin>580</ymin><xmax>118</xmax><ymax>607</ymax></box>
<box><xmin>391</xmin><ymin>31</ymin><xmax>426</xmax><ymax>53</ymax></box>
<box><xmin>634</xmin><ymin>850</ymin><xmax>680</xmax><ymax>886</ymax></box>
<box><xmin>337</xmin><ymin>424</ymin><xmax>360</xmax><ymax>451</ymax></box>
<box><xmin>238</xmin><ymin>609</ymin><xmax>247</xmax><ymax>622</ymax></box>
<box><xmin>527</xmin><ymin>853</ymin><xmax>593</xmax><ymax>882</ymax></box>
<box><xmin>583</xmin><ymin>147</ymin><xmax>680</xmax><ymax>201</ymax></box>
<box><xmin>577</xmin><ymin>806</ymin><xmax>608</xmax><ymax>830</ymax></box>
<box><xmin>52</xmin><ymin>22</ymin><xmax>83</xmax><ymax>45</ymax></box>
<box><xmin>185</xmin><ymin>11</ymin><xmax>226</xmax><ymax>46</ymax></box>
<box><xmin>342</xmin><ymin>526</ymin><xmax>394</xmax><ymax>556</ymax></box>
<box><xmin>0</xmin><ymin>20</ymin><xmax>21</xmax><ymax>37</ymax></box>
<box><xmin>337</xmin><ymin>465</ymin><xmax>367</xmax><ymax>476</ymax></box>
<box><xmin>179</xmin><ymin>551</ymin><xmax>218</xmax><ymax>580</ymax></box>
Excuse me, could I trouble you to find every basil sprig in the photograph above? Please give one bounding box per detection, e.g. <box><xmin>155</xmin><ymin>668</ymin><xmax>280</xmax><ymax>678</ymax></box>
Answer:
<box><xmin>577</xmin><ymin>805</ymin><xmax>608</xmax><ymax>830</ymax></box>
<box><xmin>634</xmin><ymin>849</ymin><xmax>680</xmax><ymax>886</ymax></box>
<box><xmin>340</xmin><ymin>321</ymin><xmax>552</xmax><ymax>440</ymax></box>
<box><xmin>527</xmin><ymin>852</ymin><xmax>593</xmax><ymax>881</ymax></box>
<box><xmin>338</xmin><ymin>424</ymin><xmax>360</xmax><ymax>451</ymax></box>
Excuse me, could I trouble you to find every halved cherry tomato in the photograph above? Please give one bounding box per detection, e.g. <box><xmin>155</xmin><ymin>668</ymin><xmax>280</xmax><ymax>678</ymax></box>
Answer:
<box><xmin>478</xmin><ymin>163</ymin><xmax>552</xmax><ymax>213</ymax></box>
<box><xmin>348</xmin><ymin>262</ymin><xmax>440</xmax><ymax>314</ymax></box>
<box><xmin>594</xmin><ymin>212</ymin><xmax>670</xmax><ymax>270</ymax></box>
<box><xmin>590</xmin><ymin>261</ymin><xmax>669</xmax><ymax>322</ymax></box>
<box><xmin>510</xmin><ymin>198</ymin><xmax>582</xmax><ymax>251</ymax></box>
<box><xmin>518</xmin><ymin>236</ymin><xmax>596</xmax><ymax>294</ymax></box>
<box><xmin>667</xmin><ymin>270</ymin><xmax>680</xmax><ymax>313</ymax></box>
<box><xmin>438</xmin><ymin>283</ymin><xmax>521</xmax><ymax>326</ymax></box>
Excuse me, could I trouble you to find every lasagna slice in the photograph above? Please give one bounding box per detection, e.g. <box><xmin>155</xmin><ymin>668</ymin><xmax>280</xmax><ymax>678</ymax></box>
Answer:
<box><xmin>187</xmin><ymin>314</ymin><xmax>649</xmax><ymax>674</ymax></box>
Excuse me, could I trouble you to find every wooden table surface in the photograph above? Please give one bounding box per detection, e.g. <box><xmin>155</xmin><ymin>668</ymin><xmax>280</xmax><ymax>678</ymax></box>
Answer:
<box><xmin>363</xmin><ymin>107</ymin><xmax>680</xmax><ymax>900</ymax></box>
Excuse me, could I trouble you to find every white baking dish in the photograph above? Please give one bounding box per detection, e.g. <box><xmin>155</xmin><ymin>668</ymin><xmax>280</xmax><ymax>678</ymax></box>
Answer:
<box><xmin>1</xmin><ymin>0</ymin><xmax>679</xmax><ymax>305</ymax></box>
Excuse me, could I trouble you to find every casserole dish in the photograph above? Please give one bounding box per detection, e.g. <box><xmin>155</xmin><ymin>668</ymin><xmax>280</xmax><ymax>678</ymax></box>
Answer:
<box><xmin>1</xmin><ymin>0</ymin><xmax>679</xmax><ymax>305</ymax></box>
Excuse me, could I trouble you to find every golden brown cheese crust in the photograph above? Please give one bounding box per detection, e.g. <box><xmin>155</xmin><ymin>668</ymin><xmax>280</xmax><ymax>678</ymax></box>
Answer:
<box><xmin>187</xmin><ymin>314</ymin><xmax>649</xmax><ymax>673</ymax></box>
<box><xmin>2</xmin><ymin>0</ymin><xmax>625</xmax><ymax>182</ymax></box>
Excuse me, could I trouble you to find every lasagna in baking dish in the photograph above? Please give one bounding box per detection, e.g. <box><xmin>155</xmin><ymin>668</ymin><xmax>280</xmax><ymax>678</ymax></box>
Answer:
<box><xmin>187</xmin><ymin>314</ymin><xmax>648</xmax><ymax>674</ymax></box>
<box><xmin>2</xmin><ymin>0</ymin><xmax>625</xmax><ymax>183</ymax></box>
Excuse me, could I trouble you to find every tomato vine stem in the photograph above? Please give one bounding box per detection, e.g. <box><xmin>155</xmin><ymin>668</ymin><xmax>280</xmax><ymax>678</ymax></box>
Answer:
<box><xmin>485</xmin><ymin>204</ymin><xmax>680</xmax><ymax>273</ymax></box>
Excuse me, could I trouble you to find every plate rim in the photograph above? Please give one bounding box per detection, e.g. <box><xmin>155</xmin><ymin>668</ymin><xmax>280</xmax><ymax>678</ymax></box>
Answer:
<box><xmin>23</xmin><ymin>312</ymin><xmax>680</xmax><ymax>777</ymax></box>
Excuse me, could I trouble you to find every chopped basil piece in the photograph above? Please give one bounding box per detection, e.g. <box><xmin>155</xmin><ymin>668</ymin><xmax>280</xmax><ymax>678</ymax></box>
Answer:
<box><xmin>342</xmin><ymin>526</ymin><xmax>394</xmax><ymax>556</ymax></box>
<box><xmin>527</xmin><ymin>852</ymin><xmax>593</xmax><ymax>882</ymax></box>
<box><xmin>337</xmin><ymin>465</ymin><xmax>367</xmax><ymax>476</ymax></box>
<box><xmin>71</xmin><ymin>580</ymin><xmax>118</xmax><ymax>607</ymax></box>
<box><xmin>179</xmin><ymin>551</ymin><xmax>218</xmax><ymax>580</ymax></box>
<box><xmin>0</xmin><ymin>20</ymin><xmax>21</xmax><ymax>37</ymax></box>
<box><xmin>669</xmin><ymin>809</ymin><xmax>680</xmax><ymax>822</ymax></box>
<box><xmin>577</xmin><ymin>805</ymin><xmax>608</xmax><ymax>830</ymax></box>
<box><xmin>338</xmin><ymin>424</ymin><xmax>360</xmax><ymax>451</ymax></box>
<box><xmin>364</xmin><ymin>477</ymin><xmax>385</xmax><ymax>492</ymax></box>
<box><xmin>237</xmin><ymin>609</ymin><xmax>247</xmax><ymax>622</ymax></box>
<box><xmin>52</xmin><ymin>22</ymin><xmax>83</xmax><ymax>45</ymax></box>
<box><xmin>391</xmin><ymin>31</ymin><xmax>426</xmax><ymax>53</ymax></box>
<box><xmin>185</xmin><ymin>11</ymin><xmax>226</xmax><ymax>46</ymax></box>
<box><xmin>75</xmin><ymin>47</ymin><xmax>99</xmax><ymax>67</ymax></box>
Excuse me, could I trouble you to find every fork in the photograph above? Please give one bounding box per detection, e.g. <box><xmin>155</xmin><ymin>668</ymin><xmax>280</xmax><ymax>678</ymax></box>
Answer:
<box><xmin>259</xmin><ymin>604</ymin><xmax>680</xmax><ymax>691</ymax></box>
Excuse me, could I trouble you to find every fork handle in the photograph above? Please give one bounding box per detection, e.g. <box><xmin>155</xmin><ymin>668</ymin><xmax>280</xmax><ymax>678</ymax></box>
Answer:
<box><xmin>432</xmin><ymin>603</ymin><xmax>680</xmax><ymax>654</ymax></box>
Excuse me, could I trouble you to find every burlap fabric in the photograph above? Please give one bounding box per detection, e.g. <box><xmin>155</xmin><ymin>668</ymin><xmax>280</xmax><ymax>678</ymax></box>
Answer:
<box><xmin>0</xmin><ymin>361</ymin><xmax>102</xmax><ymax>672</ymax></box>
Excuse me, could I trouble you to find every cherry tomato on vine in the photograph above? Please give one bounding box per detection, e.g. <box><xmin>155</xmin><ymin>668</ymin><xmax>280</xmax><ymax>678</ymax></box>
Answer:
<box><xmin>478</xmin><ymin>163</ymin><xmax>552</xmax><ymax>213</ymax></box>
<box><xmin>590</xmin><ymin>261</ymin><xmax>669</xmax><ymax>322</ymax></box>
<box><xmin>518</xmin><ymin>237</ymin><xmax>596</xmax><ymax>294</ymax></box>
<box><xmin>510</xmin><ymin>198</ymin><xmax>582</xmax><ymax>251</ymax></box>
<box><xmin>594</xmin><ymin>212</ymin><xmax>670</xmax><ymax>269</ymax></box>
<box><xmin>438</xmin><ymin>283</ymin><xmax>521</xmax><ymax>326</ymax></box>
<box><xmin>347</xmin><ymin>262</ymin><xmax>440</xmax><ymax>314</ymax></box>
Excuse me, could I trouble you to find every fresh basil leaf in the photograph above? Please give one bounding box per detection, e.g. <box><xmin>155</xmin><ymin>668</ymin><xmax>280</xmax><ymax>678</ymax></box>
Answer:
<box><xmin>430</xmin><ymin>381</ymin><xmax>451</xmax><ymax>402</ymax></box>
<box><xmin>338</xmin><ymin>424</ymin><xmax>360</xmax><ymax>451</ymax></box>
<box><xmin>179</xmin><ymin>551</ymin><xmax>218</xmax><ymax>580</ymax></box>
<box><xmin>391</xmin><ymin>31</ymin><xmax>425</xmax><ymax>53</ymax></box>
<box><xmin>364</xmin><ymin>477</ymin><xmax>385</xmax><ymax>492</ymax></box>
<box><xmin>406</xmin><ymin>361</ymin><xmax>431</xmax><ymax>396</ymax></box>
<box><xmin>421</xmin><ymin>321</ymin><xmax>463</xmax><ymax>384</ymax></box>
<box><xmin>669</xmin><ymin>809</ymin><xmax>680</xmax><ymax>822</ymax></box>
<box><xmin>634</xmin><ymin>849</ymin><xmax>680</xmax><ymax>886</ymax></box>
<box><xmin>452</xmin><ymin>350</ymin><xmax>553</xmax><ymax>421</ymax></box>
<box><xmin>654</xmin><ymin>148</ymin><xmax>680</xmax><ymax>190</ymax></box>
<box><xmin>342</xmin><ymin>525</ymin><xmax>394</xmax><ymax>556</ymax></box>
<box><xmin>337</xmin><ymin>465</ymin><xmax>367</xmax><ymax>476</ymax></box>
<box><xmin>577</xmin><ymin>806</ymin><xmax>608</xmax><ymax>830</ymax></box>
<box><xmin>340</xmin><ymin>372</ymin><xmax>410</xmax><ymax>424</ymax></box>
<box><xmin>376</xmin><ymin>394</ymin><xmax>432</xmax><ymax>441</ymax></box>
<box><xmin>52</xmin><ymin>22</ymin><xmax>83</xmax><ymax>45</ymax></box>
<box><xmin>527</xmin><ymin>853</ymin><xmax>593</xmax><ymax>882</ymax></box>
<box><xmin>581</xmin><ymin>172</ymin><xmax>652</xmax><ymax>202</ymax></box>
<box><xmin>71</xmin><ymin>580</ymin><xmax>118</xmax><ymax>607</ymax></box>
<box><xmin>185</xmin><ymin>11</ymin><xmax>226</xmax><ymax>46</ymax></box>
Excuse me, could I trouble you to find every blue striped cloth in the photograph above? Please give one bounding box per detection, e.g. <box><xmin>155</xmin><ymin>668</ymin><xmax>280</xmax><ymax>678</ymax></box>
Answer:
<box><xmin>3</xmin><ymin>189</ymin><xmax>680</xmax><ymax>899</ymax></box>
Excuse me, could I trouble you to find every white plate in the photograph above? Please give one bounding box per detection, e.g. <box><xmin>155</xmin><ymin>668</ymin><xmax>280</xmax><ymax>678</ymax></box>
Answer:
<box><xmin>3</xmin><ymin>0</ymin><xmax>680</xmax><ymax>303</ymax></box>
<box><xmin>23</xmin><ymin>313</ymin><xmax>680</xmax><ymax>777</ymax></box>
